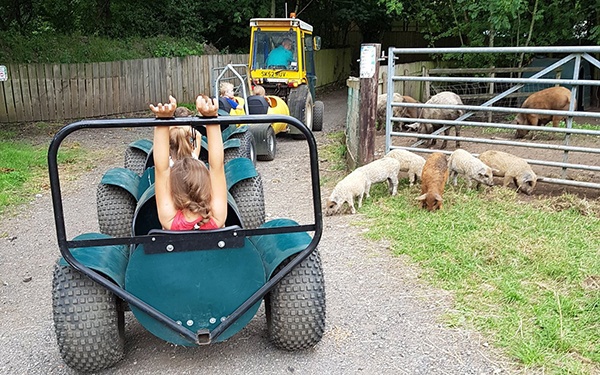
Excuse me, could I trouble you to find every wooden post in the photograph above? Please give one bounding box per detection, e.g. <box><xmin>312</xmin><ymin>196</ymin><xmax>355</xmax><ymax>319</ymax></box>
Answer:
<box><xmin>358</xmin><ymin>43</ymin><xmax>380</xmax><ymax>166</ymax></box>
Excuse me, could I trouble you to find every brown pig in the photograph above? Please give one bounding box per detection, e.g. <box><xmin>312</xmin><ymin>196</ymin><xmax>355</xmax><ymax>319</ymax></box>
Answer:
<box><xmin>514</xmin><ymin>86</ymin><xmax>574</xmax><ymax>138</ymax></box>
<box><xmin>416</xmin><ymin>152</ymin><xmax>449</xmax><ymax>211</ymax></box>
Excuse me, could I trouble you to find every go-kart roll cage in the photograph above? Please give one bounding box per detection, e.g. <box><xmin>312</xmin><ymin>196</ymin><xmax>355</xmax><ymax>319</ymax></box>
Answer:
<box><xmin>47</xmin><ymin>114</ymin><xmax>322</xmax><ymax>345</ymax></box>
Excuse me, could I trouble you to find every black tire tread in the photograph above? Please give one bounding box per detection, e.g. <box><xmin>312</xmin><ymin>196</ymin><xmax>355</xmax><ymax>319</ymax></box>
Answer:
<box><xmin>230</xmin><ymin>175</ymin><xmax>265</xmax><ymax>229</ymax></box>
<box><xmin>124</xmin><ymin>147</ymin><xmax>148</xmax><ymax>176</ymax></box>
<box><xmin>225</xmin><ymin>130</ymin><xmax>256</xmax><ymax>164</ymax></box>
<box><xmin>266</xmin><ymin>249</ymin><xmax>326</xmax><ymax>351</ymax></box>
<box><xmin>52</xmin><ymin>264</ymin><xmax>125</xmax><ymax>372</ymax></box>
<box><xmin>313</xmin><ymin>100</ymin><xmax>324</xmax><ymax>132</ymax></box>
<box><xmin>96</xmin><ymin>183</ymin><xmax>136</xmax><ymax>237</ymax></box>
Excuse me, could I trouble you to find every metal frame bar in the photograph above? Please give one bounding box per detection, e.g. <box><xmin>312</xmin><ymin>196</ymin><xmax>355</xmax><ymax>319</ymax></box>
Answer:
<box><xmin>48</xmin><ymin>114</ymin><xmax>323</xmax><ymax>345</ymax></box>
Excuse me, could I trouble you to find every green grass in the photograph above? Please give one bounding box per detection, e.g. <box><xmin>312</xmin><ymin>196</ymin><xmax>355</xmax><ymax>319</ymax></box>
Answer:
<box><xmin>355</xmin><ymin>182</ymin><xmax>600</xmax><ymax>374</ymax></box>
<box><xmin>318</xmin><ymin>131</ymin><xmax>348</xmax><ymax>186</ymax></box>
<box><xmin>0</xmin><ymin>126</ymin><xmax>88</xmax><ymax>216</ymax></box>
<box><xmin>483</xmin><ymin>120</ymin><xmax>600</xmax><ymax>135</ymax></box>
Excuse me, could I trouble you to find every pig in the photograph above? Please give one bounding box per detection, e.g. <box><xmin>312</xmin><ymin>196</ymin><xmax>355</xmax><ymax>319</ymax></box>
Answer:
<box><xmin>417</xmin><ymin>152</ymin><xmax>449</xmax><ymax>211</ymax></box>
<box><xmin>514</xmin><ymin>86</ymin><xmax>574</xmax><ymax>138</ymax></box>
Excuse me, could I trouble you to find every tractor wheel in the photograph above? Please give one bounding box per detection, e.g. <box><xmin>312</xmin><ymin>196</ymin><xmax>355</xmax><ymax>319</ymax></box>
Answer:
<box><xmin>288</xmin><ymin>85</ymin><xmax>313</xmax><ymax>139</ymax></box>
<box><xmin>52</xmin><ymin>264</ymin><xmax>125</xmax><ymax>372</ymax></box>
<box><xmin>313</xmin><ymin>100</ymin><xmax>324</xmax><ymax>132</ymax></box>
<box><xmin>230</xmin><ymin>174</ymin><xmax>265</xmax><ymax>229</ymax></box>
<box><xmin>266</xmin><ymin>249</ymin><xmax>326</xmax><ymax>351</ymax></box>
<box><xmin>96</xmin><ymin>183</ymin><xmax>136</xmax><ymax>238</ymax></box>
<box><xmin>225</xmin><ymin>130</ymin><xmax>257</xmax><ymax>165</ymax></box>
<box><xmin>256</xmin><ymin>126</ymin><xmax>276</xmax><ymax>162</ymax></box>
<box><xmin>124</xmin><ymin>146</ymin><xmax>148</xmax><ymax>176</ymax></box>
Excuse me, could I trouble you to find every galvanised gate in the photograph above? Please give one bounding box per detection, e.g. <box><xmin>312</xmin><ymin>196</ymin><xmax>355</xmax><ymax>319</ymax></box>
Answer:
<box><xmin>384</xmin><ymin>46</ymin><xmax>600</xmax><ymax>190</ymax></box>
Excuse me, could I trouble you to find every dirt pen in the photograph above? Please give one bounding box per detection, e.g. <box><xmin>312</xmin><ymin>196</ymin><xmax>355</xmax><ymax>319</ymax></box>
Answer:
<box><xmin>380</xmin><ymin>46</ymin><xmax>600</xmax><ymax>195</ymax></box>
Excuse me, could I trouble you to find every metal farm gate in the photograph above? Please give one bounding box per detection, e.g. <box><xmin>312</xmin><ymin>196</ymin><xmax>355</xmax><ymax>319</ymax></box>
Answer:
<box><xmin>384</xmin><ymin>46</ymin><xmax>600</xmax><ymax>190</ymax></box>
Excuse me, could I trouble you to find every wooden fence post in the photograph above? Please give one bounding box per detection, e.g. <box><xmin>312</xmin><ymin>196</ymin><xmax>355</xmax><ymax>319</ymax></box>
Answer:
<box><xmin>358</xmin><ymin>43</ymin><xmax>380</xmax><ymax>166</ymax></box>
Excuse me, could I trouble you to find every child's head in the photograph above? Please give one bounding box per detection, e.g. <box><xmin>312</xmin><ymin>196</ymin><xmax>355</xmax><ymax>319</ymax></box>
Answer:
<box><xmin>219</xmin><ymin>82</ymin><xmax>235</xmax><ymax>98</ymax></box>
<box><xmin>174</xmin><ymin>106</ymin><xmax>193</xmax><ymax>117</ymax></box>
<box><xmin>252</xmin><ymin>85</ymin><xmax>266</xmax><ymax>96</ymax></box>
<box><xmin>169</xmin><ymin>126</ymin><xmax>194</xmax><ymax>161</ymax></box>
<box><xmin>170</xmin><ymin>157</ymin><xmax>212</xmax><ymax>216</ymax></box>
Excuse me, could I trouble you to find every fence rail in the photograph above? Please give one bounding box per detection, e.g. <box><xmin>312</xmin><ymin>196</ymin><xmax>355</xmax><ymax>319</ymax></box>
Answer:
<box><xmin>0</xmin><ymin>48</ymin><xmax>351</xmax><ymax>123</ymax></box>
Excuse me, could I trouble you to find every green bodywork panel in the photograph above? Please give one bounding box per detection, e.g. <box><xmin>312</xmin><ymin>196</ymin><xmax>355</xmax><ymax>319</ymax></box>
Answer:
<box><xmin>128</xmin><ymin>138</ymin><xmax>153</xmax><ymax>154</ymax></box>
<box><xmin>58</xmin><ymin>233</ymin><xmax>129</xmax><ymax>287</ymax></box>
<box><xmin>137</xmin><ymin>167</ymin><xmax>155</xmax><ymax>201</ymax></box>
<box><xmin>223</xmin><ymin>138</ymin><xmax>241</xmax><ymax>150</ymax></box>
<box><xmin>224</xmin><ymin>157</ymin><xmax>258</xmax><ymax>190</ymax></box>
<box><xmin>125</xmin><ymin>238</ymin><xmax>265</xmax><ymax>345</ymax></box>
<box><xmin>100</xmin><ymin>167</ymin><xmax>141</xmax><ymax>200</ymax></box>
<box><xmin>249</xmin><ymin>218</ymin><xmax>311</xmax><ymax>278</ymax></box>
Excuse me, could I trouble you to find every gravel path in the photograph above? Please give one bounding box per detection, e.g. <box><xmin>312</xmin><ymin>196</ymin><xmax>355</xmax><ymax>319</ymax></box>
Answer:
<box><xmin>0</xmin><ymin>88</ymin><xmax>525</xmax><ymax>374</ymax></box>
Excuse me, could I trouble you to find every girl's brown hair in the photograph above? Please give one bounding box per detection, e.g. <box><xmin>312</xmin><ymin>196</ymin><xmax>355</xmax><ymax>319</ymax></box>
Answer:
<box><xmin>169</xmin><ymin>127</ymin><xmax>194</xmax><ymax>161</ymax></box>
<box><xmin>170</xmin><ymin>157</ymin><xmax>212</xmax><ymax>222</ymax></box>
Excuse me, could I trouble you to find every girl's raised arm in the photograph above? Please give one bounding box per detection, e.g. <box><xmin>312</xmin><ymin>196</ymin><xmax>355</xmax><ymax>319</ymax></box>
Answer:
<box><xmin>150</xmin><ymin>95</ymin><xmax>178</xmax><ymax>229</ymax></box>
<box><xmin>196</xmin><ymin>95</ymin><xmax>227</xmax><ymax>227</ymax></box>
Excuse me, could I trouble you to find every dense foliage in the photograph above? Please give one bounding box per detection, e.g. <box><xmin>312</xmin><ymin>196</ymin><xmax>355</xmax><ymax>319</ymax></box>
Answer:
<box><xmin>1</xmin><ymin>0</ymin><xmax>597</xmax><ymax>65</ymax></box>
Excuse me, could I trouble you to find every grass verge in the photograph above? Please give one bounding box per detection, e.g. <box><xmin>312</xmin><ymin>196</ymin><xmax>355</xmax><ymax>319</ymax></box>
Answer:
<box><xmin>0</xmin><ymin>124</ymin><xmax>91</xmax><ymax>216</ymax></box>
<box><xmin>358</xmin><ymin>182</ymin><xmax>599</xmax><ymax>374</ymax></box>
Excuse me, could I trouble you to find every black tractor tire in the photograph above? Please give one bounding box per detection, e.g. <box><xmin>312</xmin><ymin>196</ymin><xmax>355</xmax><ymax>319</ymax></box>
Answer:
<box><xmin>52</xmin><ymin>264</ymin><xmax>125</xmax><ymax>372</ymax></box>
<box><xmin>124</xmin><ymin>146</ymin><xmax>148</xmax><ymax>176</ymax></box>
<box><xmin>313</xmin><ymin>100</ymin><xmax>324</xmax><ymax>132</ymax></box>
<box><xmin>256</xmin><ymin>126</ymin><xmax>276</xmax><ymax>162</ymax></box>
<box><xmin>230</xmin><ymin>174</ymin><xmax>265</xmax><ymax>229</ymax></box>
<box><xmin>288</xmin><ymin>85</ymin><xmax>313</xmax><ymax>139</ymax></box>
<box><xmin>225</xmin><ymin>130</ymin><xmax>257</xmax><ymax>165</ymax></box>
<box><xmin>266</xmin><ymin>249</ymin><xmax>326</xmax><ymax>351</ymax></box>
<box><xmin>96</xmin><ymin>183</ymin><xmax>136</xmax><ymax>238</ymax></box>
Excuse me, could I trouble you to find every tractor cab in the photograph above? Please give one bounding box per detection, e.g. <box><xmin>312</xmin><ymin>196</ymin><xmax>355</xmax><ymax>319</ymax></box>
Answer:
<box><xmin>248</xmin><ymin>15</ymin><xmax>324</xmax><ymax>134</ymax></box>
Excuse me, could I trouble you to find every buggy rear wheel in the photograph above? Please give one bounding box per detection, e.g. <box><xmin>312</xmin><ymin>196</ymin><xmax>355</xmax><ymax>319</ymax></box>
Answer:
<box><xmin>256</xmin><ymin>126</ymin><xmax>276</xmax><ymax>161</ymax></box>
<box><xmin>52</xmin><ymin>264</ymin><xmax>125</xmax><ymax>372</ymax></box>
<box><xmin>313</xmin><ymin>100</ymin><xmax>324</xmax><ymax>131</ymax></box>
<box><xmin>266</xmin><ymin>249</ymin><xmax>326</xmax><ymax>350</ymax></box>
<box><xmin>96</xmin><ymin>183</ymin><xmax>136</xmax><ymax>238</ymax></box>
<box><xmin>225</xmin><ymin>130</ymin><xmax>257</xmax><ymax>165</ymax></box>
<box><xmin>124</xmin><ymin>146</ymin><xmax>148</xmax><ymax>176</ymax></box>
<box><xmin>230</xmin><ymin>174</ymin><xmax>265</xmax><ymax>229</ymax></box>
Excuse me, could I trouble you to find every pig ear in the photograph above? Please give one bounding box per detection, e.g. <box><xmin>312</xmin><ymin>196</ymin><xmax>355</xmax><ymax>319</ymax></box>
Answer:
<box><xmin>416</xmin><ymin>193</ymin><xmax>427</xmax><ymax>201</ymax></box>
<box><xmin>434</xmin><ymin>193</ymin><xmax>443</xmax><ymax>202</ymax></box>
<box><xmin>493</xmin><ymin>168</ymin><xmax>501</xmax><ymax>174</ymax></box>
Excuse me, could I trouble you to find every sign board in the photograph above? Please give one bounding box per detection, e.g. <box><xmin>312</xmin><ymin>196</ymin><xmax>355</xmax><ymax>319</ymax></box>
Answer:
<box><xmin>0</xmin><ymin>65</ymin><xmax>7</xmax><ymax>82</ymax></box>
<box><xmin>359</xmin><ymin>45</ymin><xmax>377</xmax><ymax>79</ymax></box>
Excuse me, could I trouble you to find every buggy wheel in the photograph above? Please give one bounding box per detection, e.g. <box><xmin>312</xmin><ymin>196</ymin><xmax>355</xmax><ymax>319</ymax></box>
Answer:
<box><xmin>124</xmin><ymin>146</ymin><xmax>148</xmax><ymax>176</ymax></box>
<box><xmin>230</xmin><ymin>174</ymin><xmax>265</xmax><ymax>229</ymax></box>
<box><xmin>225</xmin><ymin>130</ymin><xmax>257</xmax><ymax>165</ymax></box>
<box><xmin>96</xmin><ymin>183</ymin><xmax>136</xmax><ymax>238</ymax></box>
<box><xmin>256</xmin><ymin>126</ymin><xmax>276</xmax><ymax>161</ymax></box>
<box><xmin>52</xmin><ymin>264</ymin><xmax>125</xmax><ymax>372</ymax></box>
<box><xmin>288</xmin><ymin>85</ymin><xmax>313</xmax><ymax>139</ymax></box>
<box><xmin>313</xmin><ymin>100</ymin><xmax>324</xmax><ymax>132</ymax></box>
<box><xmin>266</xmin><ymin>249</ymin><xmax>326</xmax><ymax>350</ymax></box>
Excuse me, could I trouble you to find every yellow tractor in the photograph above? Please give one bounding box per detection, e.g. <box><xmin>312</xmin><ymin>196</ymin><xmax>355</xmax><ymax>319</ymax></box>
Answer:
<box><xmin>248</xmin><ymin>14</ymin><xmax>324</xmax><ymax>137</ymax></box>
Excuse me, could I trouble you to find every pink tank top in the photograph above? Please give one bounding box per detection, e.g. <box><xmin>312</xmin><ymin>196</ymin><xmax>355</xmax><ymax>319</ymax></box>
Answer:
<box><xmin>171</xmin><ymin>210</ymin><xmax>219</xmax><ymax>230</ymax></box>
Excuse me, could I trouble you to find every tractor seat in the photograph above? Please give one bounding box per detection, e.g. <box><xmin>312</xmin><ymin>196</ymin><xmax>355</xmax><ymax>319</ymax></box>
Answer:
<box><xmin>247</xmin><ymin>95</ymin><xmax>270</xmax><ymax>115</ymax></box>
<box><xmin>218</xmin><ymin>96</ymin><xmax>233</xmax><ymax>113</ymax></box>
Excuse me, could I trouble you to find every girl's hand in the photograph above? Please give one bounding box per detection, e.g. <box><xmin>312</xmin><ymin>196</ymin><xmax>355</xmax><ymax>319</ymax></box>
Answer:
<box><xmin>196</xmin><ymin>95</ymin><xmax>218</xmax><ymax>117</ymax></box>
<box><xmin>150</xmin><ymin>95</ymin><xmax>177</xmax><ymax>118</ymax></box>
